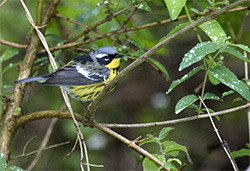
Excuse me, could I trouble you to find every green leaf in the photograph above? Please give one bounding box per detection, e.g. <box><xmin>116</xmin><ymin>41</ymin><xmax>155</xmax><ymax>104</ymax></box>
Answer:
<box><xmin>158</xmin><ymin>127</ymin><xmax>174</xmax><ymax>141</ymax></box>
<box><xmin>0</xmin><ymin>153</ymin><xmax>7</xmax><ymax>171</ymax></box>
<box><xmin>165</xmin><ymin>162</ymin><xmax>178</xmax><ymax>171</ymax></box>
<box><xmin>164</xmin><ymin>0</ymin><xmax>187</xmax><ymax>20</ymax></box>
<box><xmin>166</xmin><ymin>65</ymin><xmax>205</xmax><ymax>94</ymax></box>
<box><xmin>14</xmin><ymin>107</ymin><xmax>21</xmax><ymax>116</ymax></box>
<box><xmin>208</xmin><ymin>65</ymin><xmax>250</xmax><ymax>101</ymax></box>
<box><xmin>148</xmin><ymin>58</ymin><xmax>170</xmax><ymax>80</ymax></box>
<box><xmin>143</xmin><ymin>154</ymin><xmax>166</xmax><ymax>171</ymax></box>
<box><xmin>48</xmin><ymin>61</ymin><xmax>60</xmax><ymax>73</ymax></box>
<box><xmin>223</xmin><ymin>46</ymin><xmax>250</xmax><ymax>63</ymax></box>
<box><xmin>234</xmin><ymin>44</ymin><xmax>250</xmax><ymax>53</ymax></box>
<box><xmin>208</xmin><ymin>72</ymin><xmax>220</xmax><ymax>85</ymax></box>
<box><xmin>135</xmin><ymin>1</ymin><xmax>151</xmax><ymax>11</ymax></box>
<box><xmin>175</xmin><ymin>94</ymin><xmax>198</xmax><ymax>114</ymax></box>
<box><xmin>244</xmin><ymin>79</ymin><xmax>250</xmax><ymax>87</ymax></box>
<box><xmin>139</xmin><ymin>136</ymin><xmax>159</xmax><ymax>146</ymax></box>
<box><xmin>2</xmin><ymin>61</ymin><xmax>23</xmax><ymax>74</ymax></box>
<box><xmin>222</xmin><ymin>90</ymin><xmax>235</xmax><ymax>98</ymax></box>
<box><xmin>127</xmin><ymin>38</ymin><xmax>144</xmax><ymax>49</ymax></box>
<box><xmin>1</xmin><ymin>47</ymin><xmax>19</xmax><ymax>61</ymax></box>
<box><xmin>162</xmin><ymin>141</ymin><xmax>192</xmax><ymax>163</ymax></box>
<box><xmin>127</xmin><ymin>49</ymin><xmax>145</xmax><ymax>58</ymax></box>
<box><xmin>199</xmin><ymin>20</ymin><xmax>227</xmax><ymax>45</ymax></box>
<box><xmin>232</xmin><ymin>148</ymin><xmax>250</xmax><ymax>158</ymax></box>
<box><xmin>232</xmin><ymin>97</ymin><xmax>243</xmax><ymax>104</ymax></box>
<box><xmin>179</xmin><ymin>42</ymin><xmax>221</xmax><ymax>71</ymax></box>
<box><xmin>7</xmin><ymin>166</ymin><xmax>26</xmax><ymax>171</ymax></box>
<box><xmin>54</xmin><ymin>41</ymin><xmax>64</xmax><ymax>57</ymax></box>
<box><xmin>203</xmin><ymin>92</ymin><xmax>223</xmax><ymax>101</ymax></box>
<box><xmin>159</xmin><ymin>21</ymin><xmax>190</xmax><ymax>42</ymax></box>
<box><xmin>167</xmin><ymin>158</ymin><xmax>182</xmax><ymax>166</ymax></box>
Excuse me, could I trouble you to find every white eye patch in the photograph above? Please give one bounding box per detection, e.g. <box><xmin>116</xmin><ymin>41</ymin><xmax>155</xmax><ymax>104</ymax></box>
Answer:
<box><xmin>96</xmin><ymin>54</ymin><xmax>108</xmax><ymax>58</ymax></box>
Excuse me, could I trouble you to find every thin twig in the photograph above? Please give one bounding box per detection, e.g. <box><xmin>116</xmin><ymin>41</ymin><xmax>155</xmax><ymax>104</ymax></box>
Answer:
<box><xmin>0</xmin><ymin>38</ymin><xmax>27</xmax><ymax>49</ymax></box>
<box><xmin>113</xmin><ymin>7</ymin><xmax>138</xmax><ymax>45</ymax></box>
<box><xmin>101</xmin><ymin>103</ymin><xmax>250</xmax><ymax>128</ymax></box>
<box><xmin>63</xmin><ymin>136</ymin><xmax>79</xmax><ymax>160</ymax></box>
<box><xmin>199</xmin><ymin>96</ymin><xmax>239</xmax><ymax>171</ymax></box>
<box><xmin>0</xmin><ymin>0</ymin><xmax>8</xmax><ymax>8</ymax></box>
<box><xmin>11</xmin><ymin>141</ymin><xmax>70</xmax><ymax>160</ymax></box>
<box><xmin>26</xmin><ymin>118</ymin><xmax>58</xmax><ymax>171</ymax></box>
<box><xmin>22</xmin><ymin>136</ymin><xmax>37</xmax><ymax>156</ymax></box>
<box><xmin>55</xmin><ymin>12</ymin><xmax>117</xmax><ymax>42</ymax></box>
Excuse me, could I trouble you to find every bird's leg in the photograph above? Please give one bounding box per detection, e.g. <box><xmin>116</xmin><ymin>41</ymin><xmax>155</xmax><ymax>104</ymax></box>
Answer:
<box><xmin>80</xmin><ymin>101</ymin><xmax>95</xmax><ymax>127</ymax></box>
<box><xmin>79</xmin><ymin>101</ymin><xmax>87</xmax><ymax>112</ymax></box>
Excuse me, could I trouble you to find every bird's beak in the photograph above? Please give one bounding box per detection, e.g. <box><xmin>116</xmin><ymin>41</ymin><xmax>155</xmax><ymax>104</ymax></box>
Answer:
<box><xmin>115</xmin><ymin>54</ymin><xmax>124</xmax><ymax>58</ymax></box>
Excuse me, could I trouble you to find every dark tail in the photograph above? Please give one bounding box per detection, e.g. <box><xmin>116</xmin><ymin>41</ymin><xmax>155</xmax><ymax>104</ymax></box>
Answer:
<box><xmin>14</xmin><ymin>74</ymin><xmax>53</xmax><ymax>84</ymax></box>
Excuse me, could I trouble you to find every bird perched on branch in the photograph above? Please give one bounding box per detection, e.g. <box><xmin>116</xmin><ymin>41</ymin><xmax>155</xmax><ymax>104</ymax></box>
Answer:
<box><xmin>15</xmin><ymin>46</ymin><xmax>123</xmax><ymax>101</ymax></box>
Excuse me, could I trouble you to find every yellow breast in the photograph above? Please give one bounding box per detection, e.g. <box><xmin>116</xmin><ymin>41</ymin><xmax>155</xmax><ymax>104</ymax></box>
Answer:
<box><xmin>63</xmin><ymin>59</ymin><xmax>120</xmax><ymax>102</ymax></box>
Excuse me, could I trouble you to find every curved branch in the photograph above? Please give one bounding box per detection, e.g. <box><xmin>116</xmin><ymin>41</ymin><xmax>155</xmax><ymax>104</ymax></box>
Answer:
<box><xmin>15</xmin><ymin>110</ymin><xmax>82</xmax><ymax>129</ymax></box>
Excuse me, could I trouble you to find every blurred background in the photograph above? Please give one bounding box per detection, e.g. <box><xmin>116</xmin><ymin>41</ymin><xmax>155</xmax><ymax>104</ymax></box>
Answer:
<box><xmin>1</xmin><ymin>0</ymin><xmax>250</xmax><ymax>170</ymax></box>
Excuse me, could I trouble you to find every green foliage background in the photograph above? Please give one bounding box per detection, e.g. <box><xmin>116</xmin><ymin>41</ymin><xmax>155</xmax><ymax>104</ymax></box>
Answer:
<box><xmin>0</xmin><ymin>0</ymin><xmax>249</xmax><ymax>170</ymax></box>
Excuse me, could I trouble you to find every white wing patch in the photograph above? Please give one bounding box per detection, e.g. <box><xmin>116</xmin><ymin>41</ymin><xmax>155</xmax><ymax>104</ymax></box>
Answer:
<box><xmin>76</xmin><ymin>65</ymin><xmax>97</xmax><ymax>81</ymax></box>
<box><xmin>76</xmin><ymin>64</ymin><xmax>108</xmax><ymax>82</ymax></box>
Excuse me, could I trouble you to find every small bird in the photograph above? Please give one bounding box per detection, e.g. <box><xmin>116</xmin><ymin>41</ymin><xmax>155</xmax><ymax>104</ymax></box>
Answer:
<box><xmin>15</xmin><ymin>46</ymin><xmax>123</xmax><ymax>101</ymax></box>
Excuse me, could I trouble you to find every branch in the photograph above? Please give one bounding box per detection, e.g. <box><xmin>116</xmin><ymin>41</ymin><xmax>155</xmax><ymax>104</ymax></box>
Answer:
<box><xmin>0</xmin><ymin>39</ymin><xmax>27</xmax><ymax>49</ymax></box>
<box><xmin>101</xmin><ymin>103</ymin><xmax>250</xmax><ymax>128</ymax></box>
<box><xmin>11</xmin><ymin>141</ymin><xmax>70</xmax><ymax>160</ymax></box>
<box><xmin>15</xmin><ymin>103</ymin><xmax>250</xmax><ymax>130</ymax></box>
<box><xmin>0</xmin><ymin>0</ymin><xmax>8</xmax><ymax>8</ymax></box>
<box><xmin>93</xmin><ymin>123</ymin><xmax>170</xmax><ymax>170</ymax></box>
<box><xmin>84</xmin><ymin>0</ymin><xmax>249</xmax><ymax>122</ymax></box>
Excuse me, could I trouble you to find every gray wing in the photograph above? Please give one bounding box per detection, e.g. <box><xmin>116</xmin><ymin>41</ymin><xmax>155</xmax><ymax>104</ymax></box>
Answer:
<box><xmin>43</xmin><ymin>63</ymin><xmax>110</xmax><ymax>86</ymax></box>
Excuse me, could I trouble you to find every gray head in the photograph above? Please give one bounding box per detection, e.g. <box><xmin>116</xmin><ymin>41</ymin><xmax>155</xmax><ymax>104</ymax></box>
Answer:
<box><xmin>94</xmin><ymin>46</ymin><xmax>118</xmax><ymax>56</ymax></box>
<box><xmin>91</xmin><ymin>46</ymin><xmax>123</xmax><ymax>66</ymax></box>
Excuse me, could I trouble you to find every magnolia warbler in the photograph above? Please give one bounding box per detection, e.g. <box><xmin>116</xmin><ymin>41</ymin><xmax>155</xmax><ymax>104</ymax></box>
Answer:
<box><xmin>15</xmin><ymin>46</ymin><xmax>123</xmax><ymax>101</ymax></box>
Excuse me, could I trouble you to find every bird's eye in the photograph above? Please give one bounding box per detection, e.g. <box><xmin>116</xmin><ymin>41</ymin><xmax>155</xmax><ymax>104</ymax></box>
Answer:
<box><xmin>104</xmin><ymin>55</ymin><xmax>110</xmax><ymax>61</ymax></box>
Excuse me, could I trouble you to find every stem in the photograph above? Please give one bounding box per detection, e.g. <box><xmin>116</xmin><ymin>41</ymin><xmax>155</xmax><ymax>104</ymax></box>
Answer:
<box><xmin>198</xmin><ymin>71</ymin><xmax>209</xmax><ymax>112</ymax></box>
<box><xmin>184</xmin><ymin>5</ymin><xmax>203</xmax><ymax>43</ymax></box>
<box><xmin>199</xmin><ymin>96</ymin><xmax>239</xmax><ymax>171</ymax></box>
